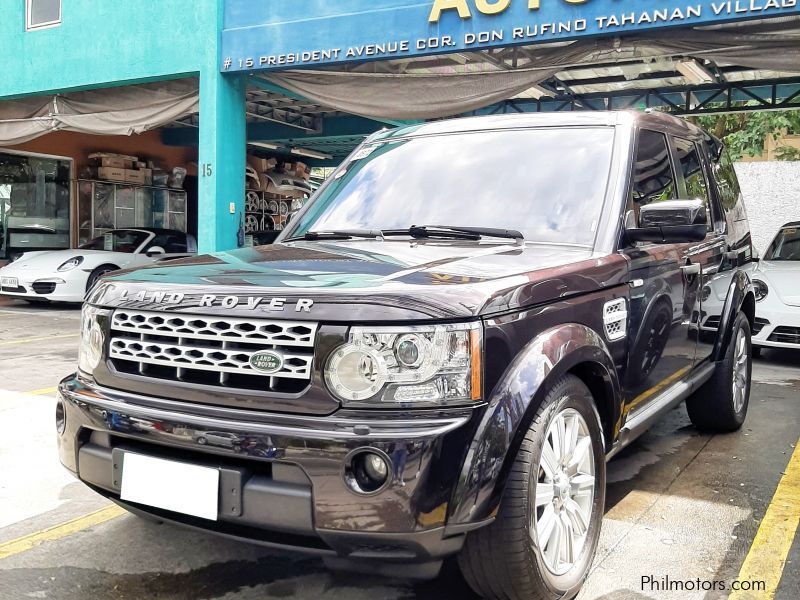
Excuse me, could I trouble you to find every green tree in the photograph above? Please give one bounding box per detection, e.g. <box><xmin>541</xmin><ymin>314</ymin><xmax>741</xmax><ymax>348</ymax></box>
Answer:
<box><xmin>692</xmin><ymin>109</ymin><xmax>800</xmax><ymax>161</ymax></box>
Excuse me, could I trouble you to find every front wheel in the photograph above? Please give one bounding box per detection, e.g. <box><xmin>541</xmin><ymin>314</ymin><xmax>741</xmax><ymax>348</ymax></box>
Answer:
<box><xmin>686</xmin><ymin>311</ymin><xmax>752</xmax><ymax>432</ymax></box>
<box><xmin>86</xmin><ymin>265</ymin><xmax>118</xmax><ymax>293</ymax></box>
<box><xmin>458</xmin><ymin>375</ymin><xmax>606</xmax><ymax>600</ymax></box>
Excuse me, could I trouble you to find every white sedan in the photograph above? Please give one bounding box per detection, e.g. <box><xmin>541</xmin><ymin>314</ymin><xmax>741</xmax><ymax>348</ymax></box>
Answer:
<box><xmin>750</xmin><ymin>222</ymin><xmax>800</xmax><ymax>356</ymax></box>
<box><xmin>0</xmin><ymin>228</ymin><xmax>196</xmax><ymax>304</ymax></box>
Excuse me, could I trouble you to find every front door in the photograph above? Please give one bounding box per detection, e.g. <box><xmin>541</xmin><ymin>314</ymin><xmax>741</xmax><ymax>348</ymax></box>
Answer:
<box><xmin>620</xmin><ymin>129</ymin><xmax>699</xmax><ymax>410</ymax></box>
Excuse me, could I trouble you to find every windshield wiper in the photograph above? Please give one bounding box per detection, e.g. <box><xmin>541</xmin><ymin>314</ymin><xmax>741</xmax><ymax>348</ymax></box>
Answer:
<box><xmin>289</xmin><ymin>229</ymin><xmax>384</xmax><ymax>242</ymax></box>
<box><xmin>383</xmin><ymin>225</ymin><xmax>525</xmax><ymax>245</ymax></box>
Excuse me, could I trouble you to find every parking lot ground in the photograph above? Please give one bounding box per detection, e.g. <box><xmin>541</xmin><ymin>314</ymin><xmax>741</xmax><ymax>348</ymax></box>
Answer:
<box><xmin>1</xmin><ymin>297</ymin><xmax>798</xmax><ymax>600</ymax></box>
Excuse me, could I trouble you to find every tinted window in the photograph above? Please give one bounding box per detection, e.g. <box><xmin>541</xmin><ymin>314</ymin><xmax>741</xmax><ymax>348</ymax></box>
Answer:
<box><xmin>674</xmin><ymin>138</ymin><xmax>712</xmax><ymax>229</ymax></box>
<box><xmin>287</xmin><ymin>127</ymin><xmax>616</xmax><ymax>247</ymax></box>
<box><xmin>629</xmin><ymin>130</ymin><xmax>676</xmax><ymax>224</ymax></box>
<box><xmin>764</xmin><ymin>226</ymin><xmax>800</xmax><ymax>261</ymax></box>
<box><xmin>712</xmin><ymin>149</ymin><xmax>743</xmax><ymax>212</ymax></box>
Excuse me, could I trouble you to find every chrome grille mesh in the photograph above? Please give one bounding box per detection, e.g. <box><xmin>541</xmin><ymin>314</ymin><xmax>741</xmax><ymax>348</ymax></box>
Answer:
<box><xmin>109</xmin><ymin>309</ymin><xmax>317</xmax><ymax>390</ymax></box>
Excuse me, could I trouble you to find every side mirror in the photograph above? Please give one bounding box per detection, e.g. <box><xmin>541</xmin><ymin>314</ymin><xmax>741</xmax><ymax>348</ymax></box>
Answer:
<box><xmin>626</xmin><ymin>200</ymin><xmax>708</xmax><ymax>244</ymax></box>
<box><xmin>145</xmin><ymin>246</ymin><xmax>166</xmax><ymax>258</ymax></box>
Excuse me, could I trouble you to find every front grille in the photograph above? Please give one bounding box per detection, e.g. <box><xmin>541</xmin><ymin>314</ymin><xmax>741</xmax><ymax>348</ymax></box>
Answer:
<box><xmin>703</xmin><ymin>315</ymin><xmax>721</xmax><ymax>330</ymax></box>
<box><xmin>108</xmin><ymin>309</ymin><xmax>318</xmax><ymax>393</ymax></box>
<box><xmin>768</xmin><ymin>326</ymin><xmax>800</xmax><ymax>345</ymax></box>
<box><xmin>32</xmin><ymin>282</ymin><xmax>57</xmax><ymax>295</ymax></box>
<box><xmin>752</xmin><ymin>317</ymin><xmax>770</xmax><ymax>336</ymax></box>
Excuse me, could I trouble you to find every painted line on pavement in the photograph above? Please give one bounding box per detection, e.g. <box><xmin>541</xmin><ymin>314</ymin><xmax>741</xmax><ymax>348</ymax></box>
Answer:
<box><xmin>23</xmin><ymin>386</ymin><xmax>58</xmax><ymax>397</ymax></box>
<box><xmin>729</xmin><ymin>440</ymin><xmax>800</xmax><ymax>600</ymax></box>
<box><xmin>0</xmin><ymin>309</ymin><xmax>42</xmax><ymax>316</ymax></box>
<box><xmin>0</xmin><ymin>504</ymin><xmax>126</xmax><ymax>561</ymax></box>
<box><xmin>0</xmin><ymin>333</ymin><xmax>78</xmax><ymax>347</ymax></box>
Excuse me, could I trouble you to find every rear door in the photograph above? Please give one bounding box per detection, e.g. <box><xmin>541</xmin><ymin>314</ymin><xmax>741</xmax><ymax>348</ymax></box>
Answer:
<box><xmin>620</xmin><ymin>129</ymin><xmax>699</xmax><ymax>407</ymax></box>
<box><xmin>672</xmin><ymin>137</ymin><xmax>731</xmax><ymax>363</ymax></box>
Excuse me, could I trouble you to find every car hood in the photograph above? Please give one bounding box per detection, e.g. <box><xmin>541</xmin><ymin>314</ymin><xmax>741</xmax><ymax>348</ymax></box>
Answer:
<box><xmin>1</xmin><ymin>250</ymin><xmax>127</xmax><ymax>273</ymax></box>
<box><xmin>89</xmin><ymin>240</ymin><xmax>626</xmax><ymax>321</ymax></box>
<box><xmin>754</xmin><ymin>261</ymin><xmax>800</xmax><ymax>307</ymax></box>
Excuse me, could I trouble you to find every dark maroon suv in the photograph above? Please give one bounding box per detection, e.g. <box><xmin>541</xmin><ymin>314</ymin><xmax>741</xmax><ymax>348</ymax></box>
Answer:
<box><xmin>58</xmin><ymin>111</ymin><xmax>755</xmax><ymax>600</ymax></box>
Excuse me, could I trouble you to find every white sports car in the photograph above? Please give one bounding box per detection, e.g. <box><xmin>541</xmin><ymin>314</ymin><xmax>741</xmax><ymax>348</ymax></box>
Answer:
<box><xmin>749</xmin><ymin>222</ymin><xmax>800</xmax><ymax>356</ymax></box>
<box><xmin>0</xmin><ymin>228</ymin><xmax>196</xmax><ymax>304</ymax></box>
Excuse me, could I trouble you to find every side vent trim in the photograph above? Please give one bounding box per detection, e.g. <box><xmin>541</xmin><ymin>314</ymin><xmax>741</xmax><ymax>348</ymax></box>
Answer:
<box><xmin>603</xmin><ymin>298</ymin><xmax>628</xmax><ymax>341</ymax></box>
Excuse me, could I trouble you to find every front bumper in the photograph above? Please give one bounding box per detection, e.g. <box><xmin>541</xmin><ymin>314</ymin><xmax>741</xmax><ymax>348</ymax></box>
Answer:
<box><xmin>752</xmin><ymin>303</ymin><xmax>800</xmax><ymax>349</ymax></box>
<box><xmin>0</xmin><ymin>268</ymin><xmax>86</xmax><ymax>302</ymax></box>
<box><xmin>57</xmin><ymin>375</ymin><xmax>487</xmax><ymax>569</ymax></box>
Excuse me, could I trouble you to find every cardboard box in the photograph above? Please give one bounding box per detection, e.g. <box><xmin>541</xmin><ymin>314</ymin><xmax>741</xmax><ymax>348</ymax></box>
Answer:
<box><xmin>97</xmin><ymin>167</ymin><xmax>126</xmax><ymax>182</ymax></box>
<box><xmin>124</xmin><ymin>169</ymin><xmax>146</xmax><ymax>184</ymax></box>
<box><xmin>140</xmin><ymin>168</ymin><xmax>153</xmax><ymax>185</ymax></box>
<box><xmin>98</xmin><ymin>157</ymin><xmax>128</xmax><ymax>169</ymax></box>
<box><xmin>89</xmin><ymin>152</ymin><xmax>138</xmax><ymax>162</ymax></box>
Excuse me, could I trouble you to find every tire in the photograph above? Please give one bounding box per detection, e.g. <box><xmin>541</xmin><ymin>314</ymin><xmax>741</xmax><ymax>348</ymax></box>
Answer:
<box><xmin>86</xmin><ymin>265</ymin><xmax>118</xmax><ymax>293</ymax></box>
<box><xmin>686</xmin><ymin>311</ymin><xmax>752</xmax><ymax>432</ymax></box>
<box><xmin>627</xmin><ymin>300</ymin><xmax>672</xmax><ymax>386</ymax></box>
<box><xmin>457</xmin><ymin>375</ymin><xmax>606</xmax><ymax>600</ymax></box>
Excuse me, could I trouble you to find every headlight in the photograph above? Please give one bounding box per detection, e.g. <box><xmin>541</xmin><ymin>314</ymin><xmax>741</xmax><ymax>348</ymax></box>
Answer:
<box><xmin>753</xmin><ymin>279</ymin><xmax>769</xmax><ymax>302</ymax></box>
<box><xmin>78</xmin><ymin>305</ymin><xmax>111</xmax><ymax>374</ymax></box>
<box><xmin>325</xmin><ymin>323</ymin><xmax>481</xmax><ymax>407</ymax></box>
<box><xmin>58</xmin><ymin>256</ymin><xmax>84</xmax><ymax>272</ymax></box>
<box><xmin>701</xmin><ymin>285</ymin><xmax>712</xmax><ymax>303</ymax></box>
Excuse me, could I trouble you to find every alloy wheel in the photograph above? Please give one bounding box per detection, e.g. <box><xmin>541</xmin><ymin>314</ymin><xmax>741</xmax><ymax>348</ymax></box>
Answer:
<box><xmin>732</xmin><ymin>328</ymin><xmax>749</xmax><ymax>412</ymax></box>
<box><xmin>530</xmin><ymin>408</ymin><xmax>596</xmax><ymax>576</ymax></box>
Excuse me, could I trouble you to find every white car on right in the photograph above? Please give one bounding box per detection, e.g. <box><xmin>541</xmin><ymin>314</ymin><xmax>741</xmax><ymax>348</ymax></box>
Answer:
<box><xmin>750</xmin><ymin>221</ymin><xmax>800</xmax><ymax>357</ymax></box>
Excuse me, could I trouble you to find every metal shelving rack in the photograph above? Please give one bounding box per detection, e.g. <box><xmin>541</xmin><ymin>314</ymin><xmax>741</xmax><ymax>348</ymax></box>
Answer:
<box><xmin>76</xmin><ymin>179</ymin><xmax>187</xmax><ymax>245</ymax></box>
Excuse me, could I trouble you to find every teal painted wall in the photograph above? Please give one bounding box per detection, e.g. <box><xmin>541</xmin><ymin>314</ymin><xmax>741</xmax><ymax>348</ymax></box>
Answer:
<box><xmin>0</xmin><ymin>0</ymin><xmax>248</xmax><ymax>253</ymax></box>
<box><xmin>0</xmin><ymin>0</ymin><xmax>218</xmax><ymax>99</ymax></box>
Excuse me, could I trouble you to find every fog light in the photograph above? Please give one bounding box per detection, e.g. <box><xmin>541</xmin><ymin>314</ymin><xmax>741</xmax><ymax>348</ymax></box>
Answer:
<box><xmin>55</xmin><ymin>399</ymin><xmax>66</xmax><ymax>435</ymax></box>
<box><xmin>344</xmin><ymin>449</ymin><xmax>391</xmax><ymax>495</ymax></box>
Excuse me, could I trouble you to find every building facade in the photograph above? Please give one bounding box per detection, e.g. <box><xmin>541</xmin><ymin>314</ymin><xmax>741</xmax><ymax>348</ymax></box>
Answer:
<box><xmin>1</xmin><ymin>0</ymin><xmax>799</xmax><ymax>257</ymax></box>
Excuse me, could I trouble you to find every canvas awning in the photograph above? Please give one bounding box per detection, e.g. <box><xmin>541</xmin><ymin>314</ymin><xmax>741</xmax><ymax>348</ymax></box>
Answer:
<box><xmin>0</xmin><ymin>79</ymin><xmax>199</xmax><ymax>145</ymax></box>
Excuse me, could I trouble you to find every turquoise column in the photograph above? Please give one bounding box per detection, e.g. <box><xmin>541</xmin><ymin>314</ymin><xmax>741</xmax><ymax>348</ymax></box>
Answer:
<box><xmin>197</xmin><ymin>67</ymin><xmax>246</xmax><ymax>253</ymax></box>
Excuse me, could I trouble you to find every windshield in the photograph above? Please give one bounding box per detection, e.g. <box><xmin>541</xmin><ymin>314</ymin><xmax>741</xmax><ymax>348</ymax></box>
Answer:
<box><xmin>80</xmin><ymin>230</ymin><xmax>149</xmax><ymax>253</ymax></box>
<box><xmin>764</xmin><ymin>226</ymin><xmax>800</xmax><ymax>261</ymax></box>
<box><xmin>286</xmin><ymin>127</ymin><xmax>616</xmax><ymax>247</ymax></box>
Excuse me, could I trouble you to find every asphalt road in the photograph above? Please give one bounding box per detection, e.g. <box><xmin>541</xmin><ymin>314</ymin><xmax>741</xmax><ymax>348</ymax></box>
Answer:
<box><xmin>0</xmin><ymin>297</ymin><xmax>798</xmax><ymax>600</ymax></box>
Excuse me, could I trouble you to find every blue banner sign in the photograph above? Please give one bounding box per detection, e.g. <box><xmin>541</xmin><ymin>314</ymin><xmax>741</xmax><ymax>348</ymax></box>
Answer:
<box><xmin>222</xmin><ymin>0</ymin><xmax>800</xmax><ymax>72</ymax></box>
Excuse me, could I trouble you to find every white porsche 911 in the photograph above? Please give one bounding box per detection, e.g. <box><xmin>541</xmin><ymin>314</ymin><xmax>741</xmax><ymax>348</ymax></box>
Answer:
<box><xmin>750</xmin><ymin>221</ymin><xmax>800</xmax><ymax>356</ymax></box>
<box><xmin>0</xmin><ymin>228</ymin><xmax>196</xmax><ymax>304</ymax></box>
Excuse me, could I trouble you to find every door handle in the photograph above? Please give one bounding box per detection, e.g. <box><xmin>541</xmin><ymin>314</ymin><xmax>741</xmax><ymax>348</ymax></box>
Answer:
<box><xmin>681</xmin><ymin>263</ymin><xmax>701</xmax><ymax>276</ymax></box>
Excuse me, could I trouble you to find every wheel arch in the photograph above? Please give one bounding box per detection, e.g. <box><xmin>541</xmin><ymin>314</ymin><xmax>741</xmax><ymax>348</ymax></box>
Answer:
<box><xmin>447</xmin><ymin>323</ymin><xmax>621</xmax><ymax>527</ymax></box>
<box><xmin>712</xmin><ymin>269</ymin><xmax>755</xmax><ymax>362</ymax></box>
<box><xmin>85</xmin><ymin>263</ymin><xmax>121</xmax><ymax>293</ymax></box>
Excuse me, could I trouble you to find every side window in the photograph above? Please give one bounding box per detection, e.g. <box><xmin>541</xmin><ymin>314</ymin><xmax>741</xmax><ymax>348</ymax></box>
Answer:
<box><xmin>713</xmin><ymin>148</ymin><xmax>745</xmax><ymax>219</ymax></box>
<box><xmin>673</xmin><ymin>138</ymin><xmax>712</xmax><ymax>230</ymax></box>
<box><xmin>629</xmin><ymin>130</ymin><xmax>677</xmax><ymax>225</ymax></box>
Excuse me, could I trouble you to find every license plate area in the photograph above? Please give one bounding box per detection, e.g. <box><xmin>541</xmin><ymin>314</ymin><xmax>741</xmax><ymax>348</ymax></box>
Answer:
<box><xmin>115</xmin><ymin>450</ymin><xmax>225</xmax><ymax>521</ymax></box>
<box><xmin>1</xmin><ymin>276</ymin><xmax>19</xmax><ymax>289</ymax></box>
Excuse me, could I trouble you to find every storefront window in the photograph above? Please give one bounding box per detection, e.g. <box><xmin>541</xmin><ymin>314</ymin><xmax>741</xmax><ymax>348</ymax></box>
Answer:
<box><xmin>0</xmin><ymin>152</ymin><xmax>71</xmax><ymax>259</ymax></box>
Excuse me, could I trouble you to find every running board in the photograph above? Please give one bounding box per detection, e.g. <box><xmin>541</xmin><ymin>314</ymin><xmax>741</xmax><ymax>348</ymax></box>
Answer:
<box><xmin>606</xmin><ymin>362</ymin><xmax>716</xmax><ymax>461</ymax></box>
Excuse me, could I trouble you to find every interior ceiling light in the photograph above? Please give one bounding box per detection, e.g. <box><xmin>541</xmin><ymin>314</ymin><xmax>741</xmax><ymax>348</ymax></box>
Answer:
<box><xmin>290</xmin><ymin>147</ymin><xmax>333</xmax><ymax>160</ymax></box>
<box><xmin>676</xmin><ymin>59</ymin><xmax>715</xmax><ymax>85</ymax></box>
<box><xmin>248</xmin><ymin>142</ymin><xmax>281</xmax><ymax>151</ymax></box>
